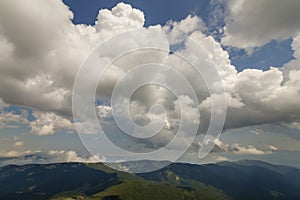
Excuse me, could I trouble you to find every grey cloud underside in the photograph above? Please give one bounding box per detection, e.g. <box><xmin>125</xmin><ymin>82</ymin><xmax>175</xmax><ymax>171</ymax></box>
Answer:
<box><xmin>0</xmin><ymin>0</ymin><xmax>299</xmax><ymax>142</ymax></box>
<box><xmin>221</xmin><ymin>0</ymin><xmax>300</xmax><ymax>50</ymax></box>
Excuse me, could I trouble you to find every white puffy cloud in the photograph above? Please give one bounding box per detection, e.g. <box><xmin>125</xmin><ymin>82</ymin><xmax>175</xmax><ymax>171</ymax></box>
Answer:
<box><xmin>250</xmin><ymin>129</ymin><xmax>263</xmax><ymax>135</ymax></box>
<box><xmin>30</xmin><ymin>111</ymin><xmax>73</xmax><ymax>135</ymax></box>
<box><xmin>200</xmin><ymin>57</ymin><xmax>300</xmax><ymax>131</ymax></box>
<box><xmin>0</xmin><ymin>0</ymin><xmax>85</xmax><ymax>116</ymax></box>
<box><xmin>292</xmin><ymin>32</ymin><xmax>300</xmax><ymax>59</ymax></box>
<box><xmin>215</xmin><ymin>31</ymin><xmax>300</xmax><ymax>132</ymax></box>
<box><xmin>0</xmin><ymin>150</ymin><xmax>106</xmax><ymax>166</ymax></box>
<box><xmin>0</xmin><ymin>107</ymin><xmax>74</xmax><ymax>136</ymax></box>
<box><xmin>95</xmin><ymin>2</ymin><xmax>144</xmax><ymax>34</ymax></box>
<box><xmin>0</xmin><ymin>111</ymin><xmax>29</xmax><ymax>128</ymax></box>
<box><xmin>97</xmin><ymin>105</ymin><xmax>112</xmax><ymax>119</ymax></box>
<box><xmin>212</xmin><ymin>155</ymin><xmax>229</xmax><ymax>162</ymax></box>
<box><xmin>266</xmin><ymin>145</ymin><xmax>278</xmax><ymax>151</ymax></box>
<box><xmin>210</xmin><ymin>139</ymin><xmax>277</xmax><ymax>155</ymax></box>
<box><xmin>221</xmin><ymin>0</ymin><xmax>300</xmax><ymax>50</ymax></box>
<box><xmin>184</xmin><ymin>138</ymin><xmax>277</xmax><ymax>161</ymax></box>
<box><xmin>0</xmin><ymin>98</ymin><xmax>7</xmax><ymax>110</ymax></box>
<box><xmin>0</xmin><ymin>1</ymin><xmax>146</xmax><ymax>118</ymax></box>
<box><xmin>166</xmin><ymin>15</ymin><xmax>206</xmax><ymax>37</ymax></box>
<box><xmin>230</xmin><ymin>144</ymin><xmax>268</xmax><ymax>155</ymax></box>
<box><xmin>47</xmin><ymin>150</ymin><xmax>106</xmax><ymax>163</ymax></box>
<box><xmin>13</xmin><ymin>140</ymin><xmax>24</xmax><ymax>147</ymax></box>
<box><xmin>0</xmin><ymin>0</ymin><xmax>299</xmax><ymax>146</ymax></box>
<box><xmin>282</xmin><ymin>121</ymin><xmax>300</xmax><ymax>130</ymax></box>
<box><xmin>0</xmin><ymin>150</ymin><xmax>39</xmax><ymax>158</ymax></box>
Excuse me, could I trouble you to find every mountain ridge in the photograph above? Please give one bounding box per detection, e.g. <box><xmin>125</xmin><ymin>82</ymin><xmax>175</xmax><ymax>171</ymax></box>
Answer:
<box><xmin>0</xmin><ymin>160</ymin><xmax>299</xmax><ymax>200</ymax></box>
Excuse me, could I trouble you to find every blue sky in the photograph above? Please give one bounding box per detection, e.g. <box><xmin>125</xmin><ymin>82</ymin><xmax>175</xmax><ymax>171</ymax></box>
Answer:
<box><xmin>0</xmin><ymin>0</ymin><xmax>299</xmax><ymax>168</ymax></box>
<box><xmin>63</xmin><ymin>0</ymin><xmax>210</xmax><ymax>26</ymax></box>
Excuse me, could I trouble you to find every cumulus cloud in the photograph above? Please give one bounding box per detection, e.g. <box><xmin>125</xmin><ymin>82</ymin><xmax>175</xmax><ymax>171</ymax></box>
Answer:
<box><xmin>13</xmin><ymin>140</ymin><xmax>24</xmax><ymax>147</ymax></box>
<box><xmin>200</xmin><ymin>59</ymin><xmax>300</xmax><ymax>131</ymax></box>
<box><xmin>97</xmin><ymin>105</ymin><xmax>113</xmax><ymax>119</ymax></box>
<box><xmin>0</xmin><ymin>111</ymin><xmax>29</xmax><ymax>128</ymax></box>
<box><xmin>250</xmin><ymin>129</ymin><xmax>263</xmax><ymax>135</ymax></box>
<box><xmin>0</xmin><ymin>1</ymin><xmax>146</xmax><ymax>118</ymax></box>
<box><xmin>165</xmin><ymin>14</ymin><xmax>206</xmax><ymax>42</ymax></box>
<box><xmin>0</xmin><ymin>150</ymin><xmax>106</xmax><ymax>166</ymax></box>
<box><xmin>283</xmin><ymin>121</ymin><xmax>300</xmax><ymax>130</ymax></box>
<box><xmin>185</xmin><ymin>138</ymin><xmax>277</xmax><ymax>156</ymax></box>
<box><xmin>0</xmin><ymin>0</ymin><xmax>299</xmax><ymax>153</ymax></box>
<box><xmin>266</xmin><ymin>145</ymin><xmax>278</xmax><ymax>151</ymax></box>
<box><xmin>230</xmin><ymin>144</ymin><xmax>268</xmax><ymax>155</ymax></box>
<box><xmin>95</xmin><ymin>2</ymin><xmax>144</xmax><ymax>35</ymax></box>
<box><xmin>30</xmin><ymin>111</ymin><xmax>73</xmax><ymax>135</ymax></box>
<box><xmin>221</xmin><ymin>0</ymin><xmax>300</xmax><ymax>50</ymax></box>
<box><xmin>0</xmin><ymin>0</ymin><xmax>81</xmax><ymax>116</ymax></box>
<box><xmin>0</xmin><ymin>107</ymin><xmax>74</xmax><ymax>135</ymax></box>
<box><xmin>0</xmin><ymin>150</ymin><xmax>39</xmax><ymax>158</ymax></box>
<box><xmin>212</xmin><ymin>155</ymin><xmax>229</xmax><ymax>162</ymax></box>
<box><xmin>0</xmin><ymin>98</ymin><xmax>7</xmax><ymax>110</ymax></box>
<box><xmin>47</xmin><ymin>150</ymin><xmax>106</xmax><ymax>163</ymax></box>
<box><xmin>210</xmin><ymin>139</ymin><xmax>276</xmax><ymax>155</ymax></box>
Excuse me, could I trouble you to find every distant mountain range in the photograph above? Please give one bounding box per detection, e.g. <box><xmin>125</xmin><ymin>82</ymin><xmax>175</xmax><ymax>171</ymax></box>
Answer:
<box><xmin>0</xmin><ymin>160</ymin><xmax>299</xmax><ymax>200</ymax></box>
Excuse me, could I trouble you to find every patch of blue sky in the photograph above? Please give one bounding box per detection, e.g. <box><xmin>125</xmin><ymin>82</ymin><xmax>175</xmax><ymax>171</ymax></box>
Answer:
<box><xmin>63</xmin><ymin>0</ymin><xmax>210</xmax><ymax>26</ymax></box>
<box><xmin>95</xmin><ymin>98</ymin><xmax>111</xmax><ymax>107</ymax></box>
<box><xmin>227</xmin><ymin>38</ymin><xmax>294</xmax><ymax>72</ymax></box>
<box><xmin>3</xmin><ymin>105</ymin><xmax>35</xmax><ymax>121</ymax></box>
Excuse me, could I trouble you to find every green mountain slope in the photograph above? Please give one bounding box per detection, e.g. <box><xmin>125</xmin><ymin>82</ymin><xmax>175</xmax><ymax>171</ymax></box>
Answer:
<box><xmin>1</xmin><ymin>160</ymin><xmax>300</xmax><ymax>200</ymax></box>
<box><xmin>51</xmin><ymin>180</ymin><xmax>228</xmax><ymax>200</ymax></box>
<box><xmin>92</xmin><ymin>180</ymin><xmax>228</xmax><ymax>200</ymax></box>
<box><xmin>139</xmin><ymin>161</ymin><xmax>300</xmax><ymax>200</ymax></box>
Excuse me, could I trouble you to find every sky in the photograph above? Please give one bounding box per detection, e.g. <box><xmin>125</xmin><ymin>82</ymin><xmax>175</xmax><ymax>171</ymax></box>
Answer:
<box><xmin>0</xmin><ymin>0</ymin><xmax>300</xmax><ymax>169</ymax></box>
